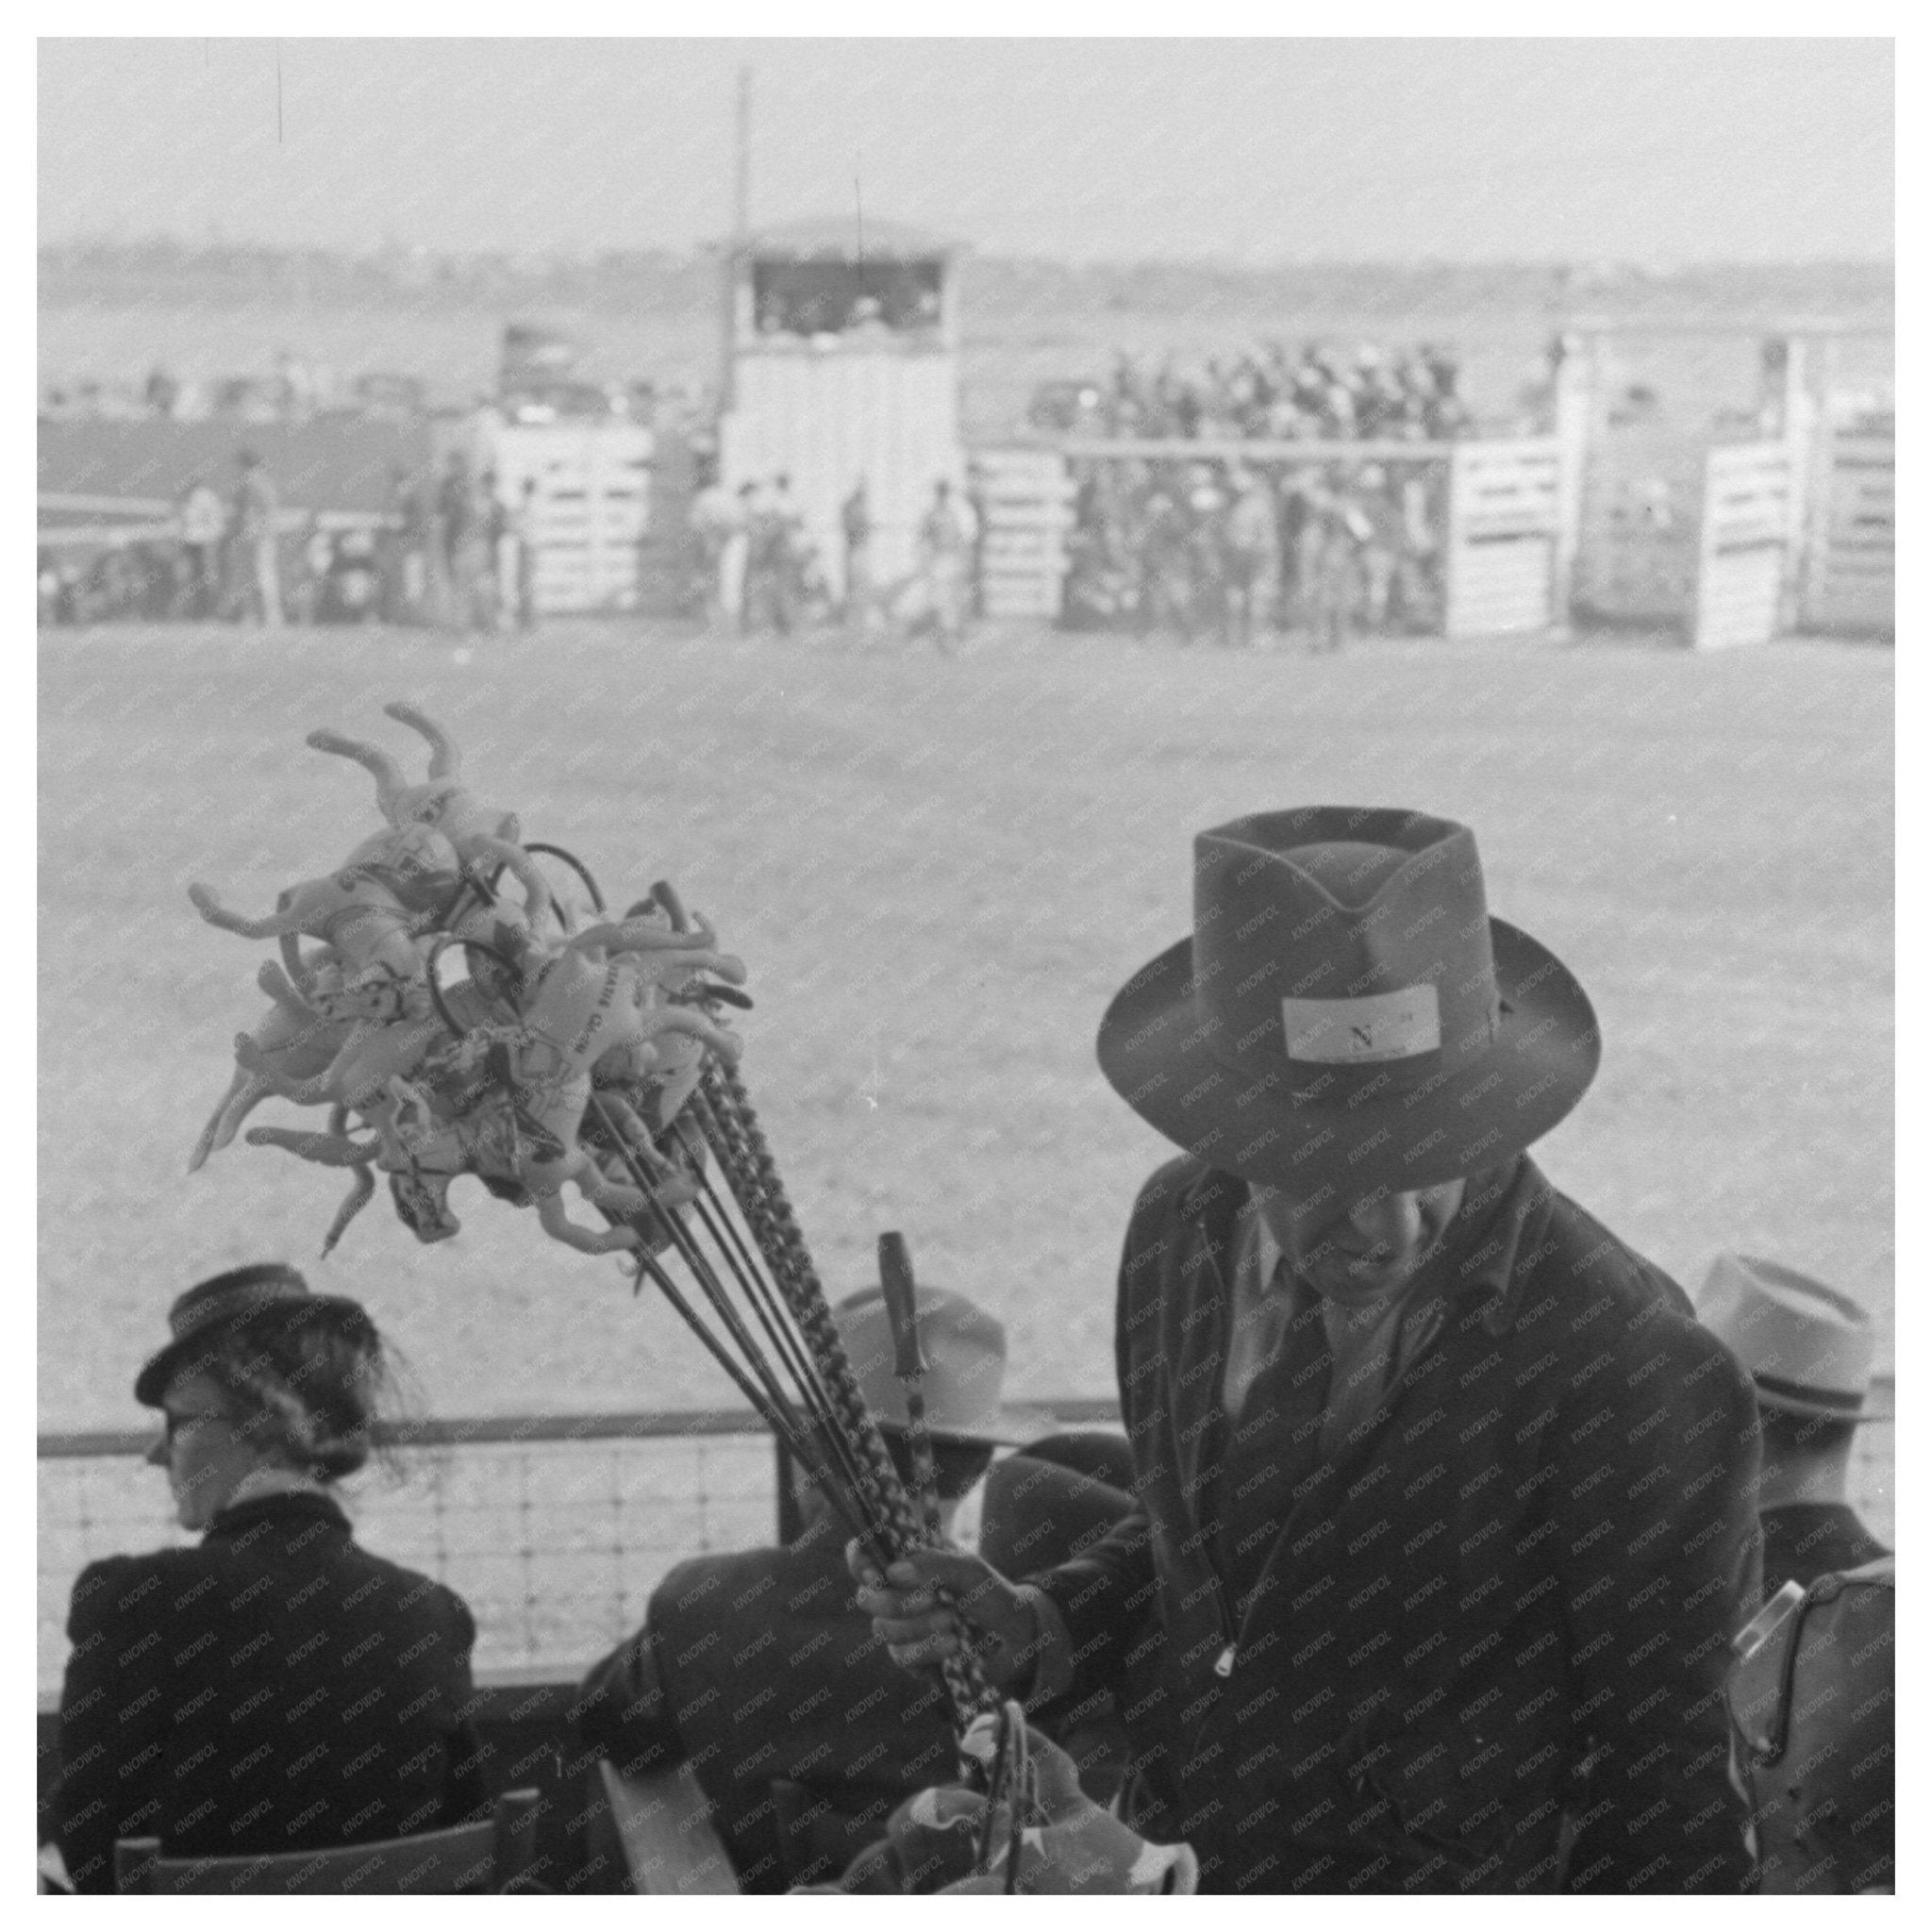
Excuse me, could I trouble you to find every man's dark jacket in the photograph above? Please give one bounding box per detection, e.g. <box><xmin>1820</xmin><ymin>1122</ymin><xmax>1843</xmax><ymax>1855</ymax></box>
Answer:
<box><xmin>55</xmin><ymin>1491</ymin><xmax>483</xmax><ymax>1892</ymax></box>
<box><xmin>1030</xmin><ymin>1155</ymin><xmax>1761</xmax><ymax>1894</ymax></box>
<box><xmin>575</xmin><ymin>1518</ymin><xmax>960</xmax><ymax>1892</ymax></box>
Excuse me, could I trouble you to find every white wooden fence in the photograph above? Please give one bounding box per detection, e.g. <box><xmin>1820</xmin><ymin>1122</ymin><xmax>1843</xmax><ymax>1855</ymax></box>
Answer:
<box><xmin>1803</xmin><ymin>424</ymin><xmax>1894</xmax><ymax>635</ymax></box>
<box><xmin>971</xmin><ymin>449</ymin><xmax>1075</xmax><ymax>619</ymax></box>
<box><xmin>439</xmin><ymin>416</ymin><xmax>655</xmax><ymax>616</ymax></box>
<box><xmin>1442</xmin><ymin>440</ymin><xmax>1562</xmax><ymax>638</ymax></box>
<box><xmin>1692</xmin><ymin>442</ymin><xmax>1794</xmax><ymax>651</ymax></box>
<box><xmin>974</xmin><ymin>437</ymin><xmax>1566</xmax><ymax>637</ymax></box>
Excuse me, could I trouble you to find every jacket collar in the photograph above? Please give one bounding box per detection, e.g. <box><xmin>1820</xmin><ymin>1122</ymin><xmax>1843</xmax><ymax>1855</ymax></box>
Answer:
<box><xmin>203</xmin><ymin>1489</ymin><xmax>351</xmax><ymax>1542</ymax></box>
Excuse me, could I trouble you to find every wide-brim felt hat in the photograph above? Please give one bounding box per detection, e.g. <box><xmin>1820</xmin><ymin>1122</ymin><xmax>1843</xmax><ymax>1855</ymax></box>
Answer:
<box><xmin>1696</xmin><ymin>1253</ymin><xmax>1890</xmax><ymax>1424</ymax></box>
<box><xmin>1097</xmin><ymin>807</ymin><xmax>1601</xmax><ymax>1197</ymax></box>
<box><xmin>135</xmin><ymin>1263</ymin><xmax>375</xmax><ymax>1407</ymax></box>
<box><xmin>835</xmin><ymin>1285</ymin><xmax>1019</xmax><ymax>1445</ymax></box>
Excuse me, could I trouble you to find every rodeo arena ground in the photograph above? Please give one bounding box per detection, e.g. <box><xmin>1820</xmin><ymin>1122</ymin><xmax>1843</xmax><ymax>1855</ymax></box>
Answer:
<box><xmin>36</xmin><ymin>229</ymin><xmax>1895</xmax><ymax>1900</ymax></box>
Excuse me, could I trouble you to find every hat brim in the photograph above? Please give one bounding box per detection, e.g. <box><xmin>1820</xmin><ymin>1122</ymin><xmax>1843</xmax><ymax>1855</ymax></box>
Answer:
<box><xmin>135</xmin><ymin>1294</ymin><xmax>375</xmax><ymax>1407</ymax></box>
<box><xmin>890</xmin><ymin>1421</ymin><xmax>1027</xmax><ymax>1450</ymax></box>
<box><xmin>1097</xmin><ymin>916</ymin><xmax>1600</xmax><ymax>1195</ymax></box>
<box><xmin>1754</xmin><ymin>1389</ymin><xmax>1891</xmax><ymax>1426</ymax></box>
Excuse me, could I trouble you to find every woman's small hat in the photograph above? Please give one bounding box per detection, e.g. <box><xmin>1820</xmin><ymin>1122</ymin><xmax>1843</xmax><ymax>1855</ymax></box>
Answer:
<box><xmin>135</xmin><ymin>1263</ymin><xmax>375</xmax><ymax>1407</ymax></box>
<box><xmin>834</xmin><ymin>1285</ymin><xmax>1016</xmax><ymax>1444</ymax></box>
<box><xmin>1695</xmin><ymin>1254</ymin><xmax>1889</xmax><ymax>1424</ymax></box>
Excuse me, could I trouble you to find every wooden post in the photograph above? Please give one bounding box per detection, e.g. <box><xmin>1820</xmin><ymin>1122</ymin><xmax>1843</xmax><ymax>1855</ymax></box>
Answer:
<box><xmin>1776</xmin><ymin>335</ymin><xmax>1818</xmax><ymax>636</ymax></box>
<box><xmin>1550</xmin><ymin>330</ymin><xmax>1595</xmax><ymax>639</ymax></box>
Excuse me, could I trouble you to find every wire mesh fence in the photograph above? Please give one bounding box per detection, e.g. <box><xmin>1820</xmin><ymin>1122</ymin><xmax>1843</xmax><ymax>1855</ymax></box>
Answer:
<box><xmin>39</xmin><ymin>1388</ymin><xmax>1893</xmax><ymax>1701</ymax></box>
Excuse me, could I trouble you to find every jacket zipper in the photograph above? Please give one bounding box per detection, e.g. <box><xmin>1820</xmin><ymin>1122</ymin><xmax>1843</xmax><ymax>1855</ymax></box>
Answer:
<box><xmin>1210</xmin><ymin>1575</ymin><xmax>1237</xmax><ymax>1677</ymax></box>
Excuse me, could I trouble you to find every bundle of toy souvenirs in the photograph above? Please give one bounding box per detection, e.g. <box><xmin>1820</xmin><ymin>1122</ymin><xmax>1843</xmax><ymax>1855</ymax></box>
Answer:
<box><xmin>187</xmin><ymin>701</ymin><xmax>997</xmax><ymax>1740</ymax></box>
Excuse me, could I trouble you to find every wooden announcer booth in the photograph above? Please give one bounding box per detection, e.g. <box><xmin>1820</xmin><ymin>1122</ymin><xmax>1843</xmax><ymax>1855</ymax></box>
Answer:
<box><xmin>716</xmin><ymin>219</ymin><xmax>964</xmax><ymax>601</ymax></box>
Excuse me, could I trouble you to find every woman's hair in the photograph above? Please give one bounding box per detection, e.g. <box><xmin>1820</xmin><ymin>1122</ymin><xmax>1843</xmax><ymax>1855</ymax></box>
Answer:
<box><xmin>202</xmin><ymin>1304</ymin><xmax>396</xmax><ymax>1481</ymax></box>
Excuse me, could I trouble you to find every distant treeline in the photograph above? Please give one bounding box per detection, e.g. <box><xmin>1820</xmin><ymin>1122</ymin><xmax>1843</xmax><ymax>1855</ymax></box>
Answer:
<box><xmin>40</xmin><ymin>240</ymin><xmax>1894</xmax><ymax>325</ymax></box>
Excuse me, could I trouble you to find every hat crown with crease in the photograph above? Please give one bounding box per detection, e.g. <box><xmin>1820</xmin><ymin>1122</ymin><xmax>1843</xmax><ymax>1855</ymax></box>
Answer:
<box><xmin>1097</xmin><ymin>806</ymin><xmax>1600</xmax><ymax>1196</ymax></box>
<box><xmin>834</xmin><ymin>1285</ymin><xmax>1013</xmax><ymax>1443</ymax></box>
<box><xmin>1191</xmin><ymin>814</ymin><xmax>1502</xmax><ymax>1095</ymax></box>
<box><xmin>1696</xmin><ymin>1254</ymin><xmax>1886</xmax><ymax>1423</ymax></box>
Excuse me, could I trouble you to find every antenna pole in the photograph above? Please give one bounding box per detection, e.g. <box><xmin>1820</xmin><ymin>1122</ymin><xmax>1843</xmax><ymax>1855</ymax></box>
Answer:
<box><xmin>734</xmin><ymin>64</ymin><xmax>752</xmax><ymax>244</ymax></box>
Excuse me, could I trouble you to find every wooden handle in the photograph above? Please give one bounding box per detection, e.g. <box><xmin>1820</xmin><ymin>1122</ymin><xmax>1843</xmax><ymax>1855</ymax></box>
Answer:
<box><xmin>877</xmin><ymin>1231</ymin><xmax>928</xmax><ymax>1378</ymax></box>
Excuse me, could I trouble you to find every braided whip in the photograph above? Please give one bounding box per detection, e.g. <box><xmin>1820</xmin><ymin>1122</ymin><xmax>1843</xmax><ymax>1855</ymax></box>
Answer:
<box><xmin>692</xmin><ymin>1062</ymin><xmax>997</xmax><ymax>1734</ymax></box>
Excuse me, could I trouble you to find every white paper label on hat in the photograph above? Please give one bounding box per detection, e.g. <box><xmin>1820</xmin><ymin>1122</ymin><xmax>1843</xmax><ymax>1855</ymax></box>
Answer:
<box><xmin>1280</xmin><ymin>986</ymin><xmax>1441</xmax><ymax>1063</ymax></box>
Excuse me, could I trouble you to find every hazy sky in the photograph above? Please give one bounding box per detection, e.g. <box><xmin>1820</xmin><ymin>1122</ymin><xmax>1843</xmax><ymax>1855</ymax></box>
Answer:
<box><xmin>40</xmin><ymin>37</ymin><xmax>1893</xmax><ymax>262</ymax></box>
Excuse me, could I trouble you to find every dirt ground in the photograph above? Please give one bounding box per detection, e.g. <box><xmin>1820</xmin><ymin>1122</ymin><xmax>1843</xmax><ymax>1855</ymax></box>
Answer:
<box><xmin>37</xmin><ymin>619</ymin><xmax>1891</xmax><ymax>1430</ymax></box>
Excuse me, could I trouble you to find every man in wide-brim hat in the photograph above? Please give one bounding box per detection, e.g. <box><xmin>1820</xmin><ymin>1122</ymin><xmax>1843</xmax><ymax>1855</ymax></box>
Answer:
<box><xmin>575</xmin><ymin>1283</ymin><xmax>1022</xmax><ymax>1892</ymax></box>
<box><xmin>859</xmin><ymin>806</ymin><xmax>1761</xmax><ymax>1894</ymax></box>
<box><xmin>1696</xmin><ymin>1252</ymin><xmax>1890</xmax><ymax>1593</ymax></box>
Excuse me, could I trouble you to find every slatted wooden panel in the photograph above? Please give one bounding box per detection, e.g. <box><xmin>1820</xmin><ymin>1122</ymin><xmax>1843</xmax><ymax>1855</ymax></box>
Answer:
<box><xmin>1692</xmin><ymin>441</ymin><xmax>1791</xmax><ymax>651</ymax></box>
<box><xmin>972</xmin><ymin>448</ymin><xmax>1073</xmax><ymax>619</ymax></box>
<box><xmin>1804</xmin><ymin>429</ymin><xmax>1893</xmax><ymax>635</ymax></box>
<box><xmin>1443</xmin><ymin>438</ymin><xmax>1560</xmax><ymax>637</ymax></box>
<box><xmin>482</xmin><ymin>423</ymin><xmax>655</xmax><ymax>615</ymax></box>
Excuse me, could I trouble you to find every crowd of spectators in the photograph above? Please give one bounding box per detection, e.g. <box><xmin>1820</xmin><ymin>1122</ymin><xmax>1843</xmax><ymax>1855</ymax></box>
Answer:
<box><xmin>1062</xmin><ymin>454</ymin><xmax>1445</xmax><ymax>646</ymax></box>
<box><xmin>1032</xmin><ymin>339</ymin><xmax>1471</xmax><ymax>645</ymax></box>
<box><xmin>1031</xmin><ymin>339</ymin><xmax>1473</xmax><ymax>443</ymax></box>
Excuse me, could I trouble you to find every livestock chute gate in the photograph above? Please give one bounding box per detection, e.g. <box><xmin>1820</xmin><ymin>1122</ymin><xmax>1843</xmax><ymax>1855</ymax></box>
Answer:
<box><xmin>1802</xmin><ymin>415</ymin><xmax>1894</xmax><ymax>635</ymax></box>
<box><xmin>970</xmin><ymin>449</ymin><xmax>1074</xmax><ymax>620</ymax></box>
<box><xmin>1693</xmin><ymin>442</ymin><xmax>1794</xmax><ymax>651</ymax></box>
<box><xmin>1442</xmin><ymin>440</ymin><xmax>1563</xmax><ymax>638</ymax></box>
<box><xmin>1557</xmin><ymin>319</ymin><xmax>1890</xmax><ymax>647</ymax></box>
<box><xmin>438</xmin><ymin>411</ymin><xmax>655</xmax><ymax>616</ymax></box>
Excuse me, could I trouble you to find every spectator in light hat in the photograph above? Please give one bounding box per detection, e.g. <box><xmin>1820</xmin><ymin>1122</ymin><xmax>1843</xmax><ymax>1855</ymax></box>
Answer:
<box><xmin>1697</xmin><ymin>1253</ymin><xmax>1890</xmax><ymax>1594</ymax></box>
<box><xmin>575</xmin><ymin>1284</ymin><xmax>1019</xmax><ymax>1892</ymax></box>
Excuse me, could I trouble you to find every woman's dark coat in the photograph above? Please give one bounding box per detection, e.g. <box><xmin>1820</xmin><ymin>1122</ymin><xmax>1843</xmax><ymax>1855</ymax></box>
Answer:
<box><xmin>55</xmin><ymin>1491</ymin><xmax>482</xmax><ymax>1891</ymax></box>
<box><xmin>1033</xmin><ymin>1155</ymin><xmax>1761</xmax><ymax>1893</ymax></box>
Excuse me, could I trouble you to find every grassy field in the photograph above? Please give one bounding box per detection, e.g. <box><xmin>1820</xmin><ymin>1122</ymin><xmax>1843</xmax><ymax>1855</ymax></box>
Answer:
<box><xmin>37</xmin><ymin>619</ymin><xmax>1892</xmax><ymax>1431</ymax></box>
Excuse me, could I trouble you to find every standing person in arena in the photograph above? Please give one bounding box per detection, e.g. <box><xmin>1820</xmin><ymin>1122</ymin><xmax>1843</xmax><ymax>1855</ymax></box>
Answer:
<box><xmin>688</xmin><ymin>462</ymin><xmax>739</xmax><ymax>634</ymax></box>
<box><xmin>1300</xmin><ymin>468</ymin><xmax>1371</xmax><ymax>653</ymax></box>
<box><xmin>1221</xmin><ymin>466</ymin><xmax>1279</xmax><ymax>649</ymax></box>
<box><xmin>51</xmin><ymin>1266</ymin><xmax>483</xmax><ymax>1892</ymax></box>
<box><xmin>438</xmin><ymin>451</ymin><xmax>479</xmax><ymax>631</ymax></box>
<box><xmin>769</xmin><ymin>474</ymin><xmax>807</xmax><ymax>634</ymax></box>
<box><xmin>840</xmin><ymin>476</ymin><xmax>874</xmax><ymax>640</ymax></box>
<box><xmin>176</xmin><ymin>476</ymin><xmax>227</xmax><ymax>620</ymax></box>
<box><xmin>1134</xmin><ymin>486</ymin><xmax>1194</xmax><ymax>644</ymax></box>
<box><xmin>230</xmin><ymin>449</ymin><xmax>282</xmax><ymax>629</ymax></box>
<box><xmin>858</xmin><ymin>807</ymin><xmax>1760</xmax><ymax>1893</ymax></box>
<box><xmin>507</xmin><ymin>475</ymin><xmax>541</xmax><ymax>630</ymax></box>
<box><xmin>916</xmin><ymin>478</ymin><xmax>974</xmax><ymax>653</ymax></box>
<box><xmin>1695</xmin><ymin>1254</ymin><xmax>1891</xmax><ymax>1595</ymax></box>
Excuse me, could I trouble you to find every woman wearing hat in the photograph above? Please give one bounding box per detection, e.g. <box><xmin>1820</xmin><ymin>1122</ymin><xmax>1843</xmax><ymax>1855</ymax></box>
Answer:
<box><xmin>52</xmin><ymin>1265</ymin><xmax>483</xmax><ymax>1891</ymax></box>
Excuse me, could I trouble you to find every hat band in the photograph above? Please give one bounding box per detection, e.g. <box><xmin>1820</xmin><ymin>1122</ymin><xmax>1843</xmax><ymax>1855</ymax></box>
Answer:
<box><xmin>1753</xmin><ymin>1370</ymin><xmax>1868</xmax><ymax>1415</ymax></box>
<box><xmin>1279</xmin><ymin>985</ymin><xmax>1441</xmax><ymax>1065</ymax></box>
<box><xmin>170</xmin><ymin>1283</ymin><xmax>313</xmax><ymax>1339</ymax></box>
